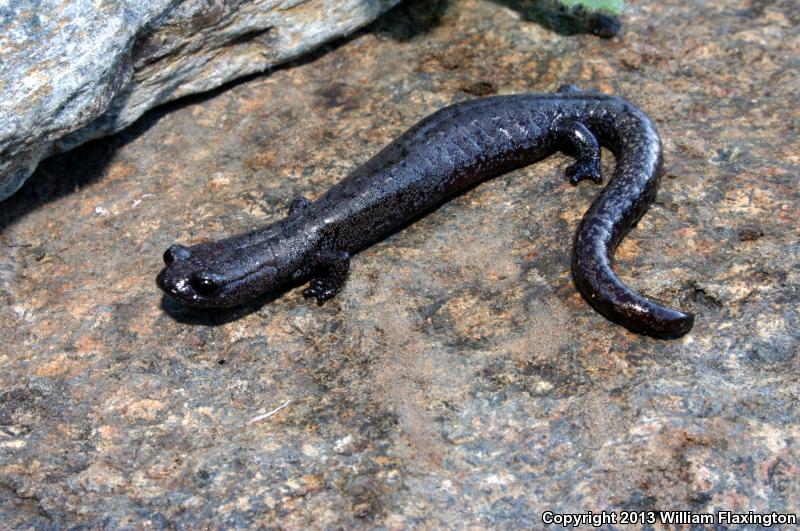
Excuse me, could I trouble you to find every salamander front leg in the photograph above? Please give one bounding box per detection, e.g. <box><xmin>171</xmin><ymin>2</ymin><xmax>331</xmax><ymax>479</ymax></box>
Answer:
<box><xmin>303</xmin><ymin>250</ymin><xmax>351</xmax><ymax>304</ymax></box>
<box><xmin>289</xmin><ymin>195</ymin><xmax>312</xmax><ymax>215</ymax></box>
<box><xmin>558</xmin><ymin>121</ymin><xmax>602</xmax><ymax>185</ymax></box>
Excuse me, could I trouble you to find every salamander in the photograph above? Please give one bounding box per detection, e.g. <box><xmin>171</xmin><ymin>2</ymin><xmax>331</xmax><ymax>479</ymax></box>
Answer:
<box><xmin>156</xmin><ymin>85</ymin><xmax>695</xmax><ymax>338</ymax></box>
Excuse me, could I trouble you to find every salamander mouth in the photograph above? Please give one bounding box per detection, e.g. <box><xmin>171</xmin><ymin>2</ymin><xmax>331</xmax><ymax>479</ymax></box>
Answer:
<box><xmin>156</xmin><ymin>264</ymin><xmax>279</xmax><ymax>308</ymax></box>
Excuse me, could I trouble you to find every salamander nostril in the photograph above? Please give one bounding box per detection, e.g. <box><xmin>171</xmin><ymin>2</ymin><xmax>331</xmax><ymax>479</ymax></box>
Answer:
<box><xmin>191</xmin><ymin>275</ymin><xmax>220</xmax><ymax>297</ymax></box>
<box><xmin>164</xmin><ymin>244</ymin><xmax>191</xmax><ymax>265</ymax></box>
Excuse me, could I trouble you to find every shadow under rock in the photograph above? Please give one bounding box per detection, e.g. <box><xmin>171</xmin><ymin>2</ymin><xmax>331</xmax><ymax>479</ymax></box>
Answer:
<box><xmin>0</xmin><ymin>141</ymin><xmax>113</xmax><ymax>234</ymax></box>
<box><xmin>0</xmin><ymin>91</ymin><xmax>221</xmax><ymax>233</ymax></box>
<box><xmin>489</xmin><ymin>0</ymin><xmax>620</xmax><ymax>38</ymax></box>
<box><xmin>371</xmin><ymin>0</ymin><xmax>452</xmax><ymax>41</ymax></box>
<box><xmin>373</xmin><ymin>0</ymin><xmax>620</xmax><ymax>40</ymax></box>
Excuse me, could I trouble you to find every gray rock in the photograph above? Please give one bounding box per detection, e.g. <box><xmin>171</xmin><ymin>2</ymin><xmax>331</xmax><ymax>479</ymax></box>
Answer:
<box><xmin>0</xmin><ymin>0</ymin><xmax>399</xmax><ymax>200</ymax></box>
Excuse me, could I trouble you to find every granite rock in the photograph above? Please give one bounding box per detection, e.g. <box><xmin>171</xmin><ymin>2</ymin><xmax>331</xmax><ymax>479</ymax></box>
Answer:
<box><xmin>0</xmin><ymin>0</ymin><xmax>798</xmax><ymax>527</ymax></box>
<box><xmin>0</xmin><ymin>0</ymin><xmax>399</xmax><ymax>201</ymax></box>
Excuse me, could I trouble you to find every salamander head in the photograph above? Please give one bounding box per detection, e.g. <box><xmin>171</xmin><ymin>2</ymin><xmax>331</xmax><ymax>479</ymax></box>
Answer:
<box><xmin>157</xmin><ymin>221</ymin><xmax>315</xmax><ymax>308</ymax></box>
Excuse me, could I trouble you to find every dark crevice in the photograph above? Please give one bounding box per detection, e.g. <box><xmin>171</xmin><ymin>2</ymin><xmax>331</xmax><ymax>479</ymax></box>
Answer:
<box><xmin>690</xmin><ymin>281</ymin><xmax>723</xmax><ymax>309</ymax></box>
<box><xmin>229</xmin><ymin>26</ymin><xmax>274</xmax><ymax>46</ymax></box>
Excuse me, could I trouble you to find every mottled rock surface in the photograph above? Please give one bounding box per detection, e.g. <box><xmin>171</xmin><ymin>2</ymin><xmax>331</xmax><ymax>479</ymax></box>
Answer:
<box><xmin>1</xmin><ymin>0</ymin><xmax>798</xmax><ymax>527</ymax></box>
<box><xmin>0</xmin><ymin>0</ymin><xmax>399</xmax><ymax>200</ymax></box>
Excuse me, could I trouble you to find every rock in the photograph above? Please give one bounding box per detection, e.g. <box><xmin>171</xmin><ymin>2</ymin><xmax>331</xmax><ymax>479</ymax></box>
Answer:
<box><xmin>1</xmin><ymin>0</ymin><xmax>798</xmax><ymax>527</ymax></box>
<box><xmin>0</xmin><ymin>0</ymin><xmax>399</xmax><ymax>200</ymax></box>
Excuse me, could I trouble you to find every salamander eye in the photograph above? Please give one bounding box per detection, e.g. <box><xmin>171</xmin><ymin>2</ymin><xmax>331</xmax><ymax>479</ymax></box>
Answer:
<box><xmin>191</xmin><ymin>275</ymin><xmax>220</xmax><ymax>297</ymax></box>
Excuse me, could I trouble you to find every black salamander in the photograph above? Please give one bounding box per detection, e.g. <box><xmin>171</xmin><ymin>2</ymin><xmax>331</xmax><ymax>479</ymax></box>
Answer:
<box><xmin>157</xmin><ymin>85</ymin><xmax>695</xmax><ymax>338</ymax></box>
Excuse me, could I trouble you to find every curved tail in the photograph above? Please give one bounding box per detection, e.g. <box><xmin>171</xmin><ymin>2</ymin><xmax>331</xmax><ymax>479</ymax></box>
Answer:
<box><xmin>571</xmin><ymin>110</ymin><xmax>694</xmax><ymax>339</ymax></box>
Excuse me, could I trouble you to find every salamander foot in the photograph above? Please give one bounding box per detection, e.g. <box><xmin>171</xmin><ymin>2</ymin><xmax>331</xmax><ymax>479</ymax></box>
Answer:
<box><xmin>566</xmin><ymin>159</ymin><xmax>602</xmax><ymax>185</ymax></box>
<box><xmin>303</xmin><ymin>278</ymin><xmax>340</xmax><ymax>304</ymax></box>
<box><xmin>558</xmin><ymin>121</ymin><xmax>602</xmax><ymax>185</ymax></box>
<box><xmin>302</xmin><ymin>249</ymin><xmax>350</xmax><ymax>304</ymax></box>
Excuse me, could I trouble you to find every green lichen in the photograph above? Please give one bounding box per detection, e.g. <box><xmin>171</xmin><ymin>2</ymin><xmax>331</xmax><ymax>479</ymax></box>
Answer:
<box><xmin>559</xmin><ymin>0</ymin><xmax>623</xmax><ymax>15</ymax></box>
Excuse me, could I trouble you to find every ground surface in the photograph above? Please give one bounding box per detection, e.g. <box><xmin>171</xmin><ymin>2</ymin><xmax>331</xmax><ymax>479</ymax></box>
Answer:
<box><xmin>1</xmin><ymin>0</ymin><xmax>798</xmax><ymax>527</ymax></box>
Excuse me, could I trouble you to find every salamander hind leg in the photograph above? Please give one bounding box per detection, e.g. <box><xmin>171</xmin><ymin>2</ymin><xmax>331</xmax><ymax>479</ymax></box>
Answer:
<box><xmin>303</xmin><ymin>249</ymin><xmax>351</xmax><ymax>305</ymax></box>
<box><xmin>557</xmin><ymin>121</ymin><xmax>602</xmax><ymax>185</ymax></box>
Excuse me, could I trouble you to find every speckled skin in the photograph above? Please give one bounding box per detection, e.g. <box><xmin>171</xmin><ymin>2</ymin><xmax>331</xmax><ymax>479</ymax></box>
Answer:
<box><xmin>157</xmin><ymin>86</ymin><xmax>694</xmax><ymax>338</ymax></box>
